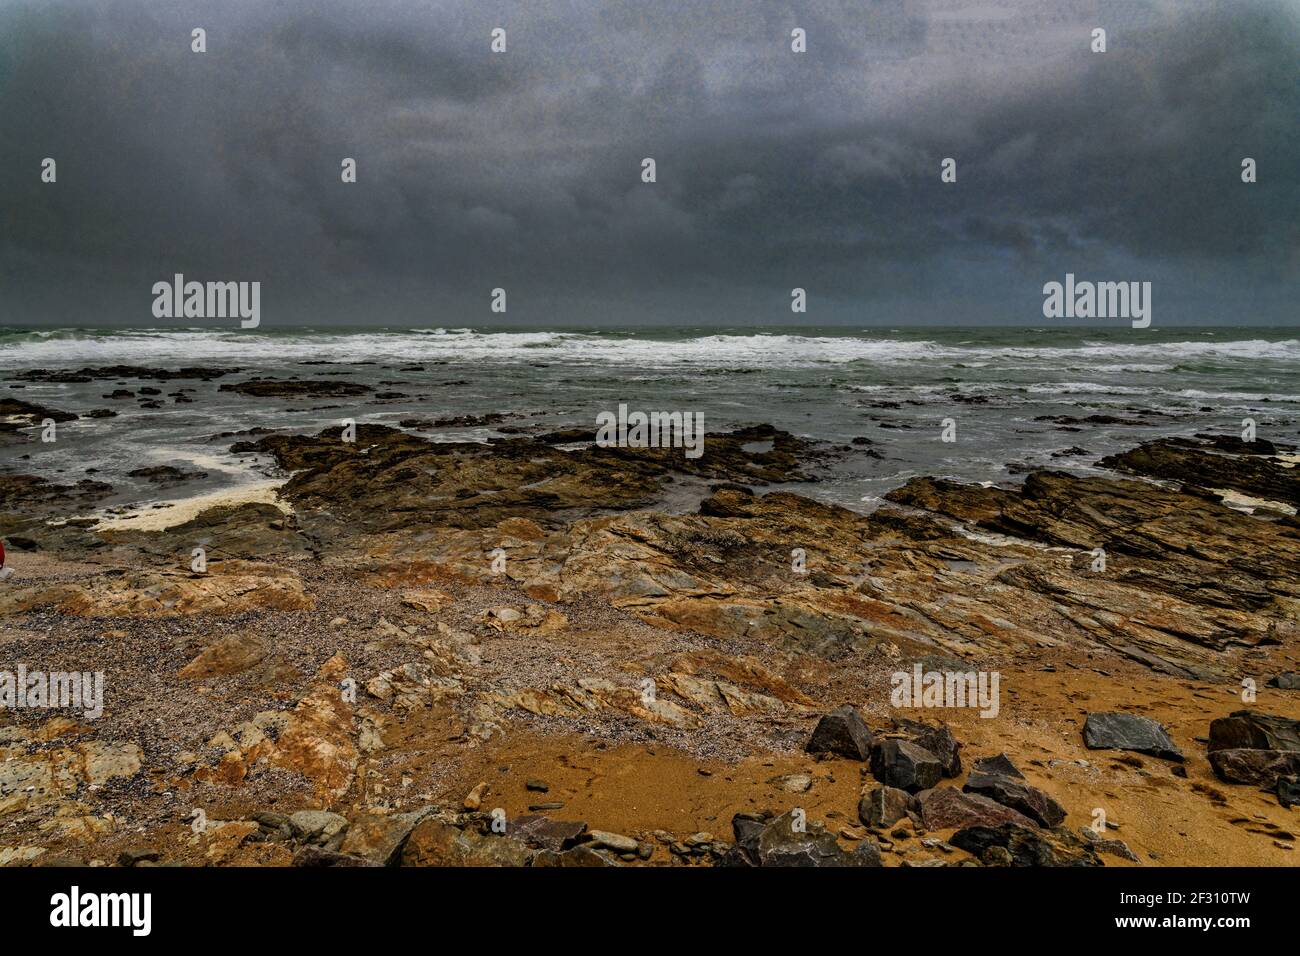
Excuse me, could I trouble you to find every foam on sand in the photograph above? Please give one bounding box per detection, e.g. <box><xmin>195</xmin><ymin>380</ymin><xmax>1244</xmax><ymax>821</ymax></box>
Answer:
<box><xmin>87</xmin><ymin>480</ymin><xmax>291</xmax><ymax>532</ymax></box>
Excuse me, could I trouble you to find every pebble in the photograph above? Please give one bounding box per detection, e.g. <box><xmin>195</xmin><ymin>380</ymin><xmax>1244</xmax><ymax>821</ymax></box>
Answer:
<box><xmin>463</xmin><ymin>782</ymin><xmax>488</xmax><ymax>811</ymax></box>
<box><xmin>587</xmin><ymin>830</ymin><xmax>639</xmax><ymax>853</ymax></box>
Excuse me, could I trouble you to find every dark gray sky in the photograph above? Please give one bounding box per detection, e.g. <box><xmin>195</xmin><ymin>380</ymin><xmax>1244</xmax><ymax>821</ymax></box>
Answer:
<box><xmin>1</xmin><ymin>0</ymin><xmax>1297</xmax><ymax>327</ymax></box>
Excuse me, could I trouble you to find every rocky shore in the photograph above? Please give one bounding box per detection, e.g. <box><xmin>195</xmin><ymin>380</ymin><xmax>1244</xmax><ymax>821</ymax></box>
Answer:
<box><xmin>1</xmin><ymin>408</ymin><xmax>1298</xmax><ymax>867</ymax></box>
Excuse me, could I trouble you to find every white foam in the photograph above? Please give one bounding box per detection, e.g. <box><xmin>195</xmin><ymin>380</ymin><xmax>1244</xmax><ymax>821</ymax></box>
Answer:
<box><xmin>88</xmin><ymin>480</ymin><xmax>290</xmax><ymax>531</ymax></box>
<box><xmin>5</xmin><ymin>328</ymin><xmax>1296</xmax><ymax>371</ymax></box>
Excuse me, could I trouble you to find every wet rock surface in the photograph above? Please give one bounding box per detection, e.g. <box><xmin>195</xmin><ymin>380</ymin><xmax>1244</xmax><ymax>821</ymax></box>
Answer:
<box><xmin>0</xmin><ymin>426</ymin><xmax>1297</xmax><ymax>867</ymax></box>
<box><xmin>219</xmin><ymin>379</ymin><xmax>374</xmax><ymax>398</ymax></box>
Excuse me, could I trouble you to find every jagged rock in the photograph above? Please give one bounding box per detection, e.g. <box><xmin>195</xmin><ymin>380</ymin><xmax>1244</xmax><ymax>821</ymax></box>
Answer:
<box><xmin>1208</xmin><ymin>749</ymin><xmax>1300</xmax><ymax>787</ymax></box>
<box><xmin>1083</xmin><ymin>713</ymin><xmax>1183</xmax><ymax>761</ymax></box>
<box><xmin>885</xmin><ymin>460</ymin><xmax>1300</xmax><ymax>680</ymax></box>
<box><xmin>127</xmin><ymin>465</ymin><xmax>207</xmax><ymax>485</ymax></box>
<box><xmin>507</xmin><ymin>816</ymin><xmax>587</xmax><ymax>852</ymax></box>
<box><xmin>859</xmin><ymin>786</ymin><xmax>915</xmax><ymax>828</ymax></box>
<box><xmin>892</xmin><ymin>716</ymin><xmax>962</xmax><ymax>777</ymax></box>
<box><xmin>1208</xmin><ymin>710</ymin><xmax>1300</xmax><ymax>753</ymax></box>
<box><xmin>366</xmin><ymin>661</ymin><xmax>459</xmax><ymax>710</ymax></box>
<box><xmin>402</xmin><ymin>589</ymin><xmax>454</xmax><ymax>613</ymax></box>
<box><xmin>486</xmin><ymin>676</ymin><xmax>698</xmax><ymax>728</ymax></box>
<box><xmin>950</xmin><ymin>823</ymin><xmax>1103</xmax><ymax>867</ymax></box>
<box><xmin>401</xmin><ymin>818</ymin><xmax>535</xmax><ymax>867</ymax></box>
<box><xmin>844</xmin><ymin>841</ymin><xmax>883</xmax><ymax>866</ymax></box>
<box><xmin>16</xmin><ymin>365</ymin><xmax>239</xmax><ymax>383</ymax></box>
<box><xmin>805</xmin><ymin>704</ymin><xmax>875</xmax><ymax>760</ymax></box>
<box><xmin>288</xmin><ymin>810</ymin><xmax>349</xmax><ymax>849</ymax></box>
<box><xmin>1269</xmin><ymin>673</ymin><xmax>1300</xmax><ymax>690</ymax></box>
<box><xmin>916</xmin><ymin>787</ymin><xmax>1035</xmax><ymax>830</ymax></box>
<box><xmin>532</xmin><ymin>845</ymin><xmax>623</xmax><ymax>867</ymax></box>
<box><xmin>0</xmin><ymin>474</ymin><xmax>113</xmax><ymax>510</ymax></box>
<box><xmin>1101</xmin><ymin>438</ymin><xmax>1299</xmax><ymax>507</ymax></box>
<box><xmin>195</xmin><ymin>656</ymin><xmax>359</xmax><ymax>799</ymax></box>
<box><xmin>0</xmin><ymin>732</ymin><xmax>142</xmax><ymax>815</ymax></box>
<box><xmin>252</xmin><ymin>811</ymin><xmax>292</xmax><ymax>840</ymax></box>
<box><xmin>8</xmin><ymin>426</ymin><xmax>1299</xmax><ymax>869</ymax></box>
<box><xmin>0</xmin><ymin>397</ymin><xmax>78</xmax><ymax>426</ymax></box>
<box><xmin>482</xmin><ymin>604</ymin><xmax>568</xmax><ymax>635</ymax></box>
<box><xmin>339</xmin><ymin>809</ymin><xmax>434</xmax><ymax>865</ymax></box>
<box><xmin>871</xmin><ymin>739</ymin><xmax>943</xmax><ymax>792</ymax></box>
<box><xmin>1081</xmin><ymin>826</ymin><xmax>1141</xmax><ymax>862</ymax></box>
<box><xmin>0</xmin><ymin>561</ymin><xmax>314</xmax><ymax>618</ymax></box>
<box><xmin>727</xmin><ymin>810</ymin><xmax>882</xmax><ymax>867</ymax></box>
<box><xmin>963</xmin><ymin>768</ymin><xmax>1066</xmax><ymax>827</ymax></box>
<box><xmin>269</xmin><ymin>656</ymin><xmax>359</xmax><ymax>798</ymax></box>
<box><xmin>239</xmin><ymin>423</ymin><xmax>820</xmax><ymax>536</ymax></box>
<box><xmin>292</xmin><ymin>847</ymin><xmax>378</xmax><ymax>867</ymax></box>
<box><xmin>220</xmin><ymin>379</ymin><xmax>373</xmax><ymax>398</ymax></box>
<box><xmin>972</xmin><ymin>753</ymin><xmax>1023</xmax><ymax>778</ymax></box>
<box><xmin>1278</xmin><ymin>776</ymin><xmax>1300</xmax><ymax>809</ymax></box>
<box><xmin>196</xmin><ymin>820</ymin><xmax>260</xmax><ymax>864</ymax></box>
<box><xmin>177</xmin><ymin>633</ymin><xmax>266</xmax><ymax>679</ymax></box>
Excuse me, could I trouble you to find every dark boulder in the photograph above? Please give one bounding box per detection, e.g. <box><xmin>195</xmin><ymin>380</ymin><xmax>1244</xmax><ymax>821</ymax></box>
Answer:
<box><xmin>1083</xmin><ymin>712</ymin><xmax>1183</xmax><ymax>761</ymax></box>
<box><xmin>532</xmin><ymin>845</ymin><xmax>623</xmax><ymax>867</ymax></box>
<box><xmin>1208</xmin><ymin>748</ymin><xmax>1300</xmax><ymax>787</ymax></box>
<box><xmin>806</xmin><ymin>704</ymin><xmax>875</xmax><ymax>760</ymax></box>
<box><xmin>1278</xmin><ymin>776</ymin><xmax>1300</xmax><ymax>809</ymax></box>
<box><xmin>963</xmin><ymin>769</ymin><xmax>1066</xmax><ymax>827</ymax></box>
<box><xmin>859</xmin><ymin>786</ymin><xmax>916</xmax><ymax>828</ymax></box>
<box><xmin>1208</xmin><ymin>710</ymin><xmax>1300</xmax><ymax>753</ymax></box>
<box><xmin>220</xmin><ymin>379</ymin><xmax>373</xmax><ymax>398</ymax></box>
<box><xmin>892</xmin><ymin>716</ymin><xmax>962</xmax><ymax>777</ymax></box>
<box><xmin>950</xmin><ymin>823</ymin><xmax>1102</xmax><ymax>867</ymax></box>
<box><xmin>871</xmin><ymin>739</ymin><xmax>943</xmax><ymax>793</ymax></box>
<box><xmin>916</xmin><ymin>787</ymin><xmax>1035</xmax><ymax>830</ymax></box>
<box><xmin>507</xmin><ymin>815</ymin><xmax>588</xmax><ymax>853</ymax></box>
<box><xmin>972</xmin><ymin>753</ymin><xmax>1023</xmax><ymax>778</ymax></box>
<box><xmin>727</xmin><ymin>810</ymin><xmax>882</xmax><ymax>867</ymax></box>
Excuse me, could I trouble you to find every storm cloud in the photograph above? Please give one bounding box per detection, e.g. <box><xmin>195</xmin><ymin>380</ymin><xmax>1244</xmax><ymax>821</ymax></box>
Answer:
<box><xmin>1</xmin><ymin>0</ymin><xmax>1296</xmax><ymax>326</ymax></box>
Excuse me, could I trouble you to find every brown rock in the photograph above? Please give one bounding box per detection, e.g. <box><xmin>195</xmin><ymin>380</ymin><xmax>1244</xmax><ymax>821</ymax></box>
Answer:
<box><xmin>916</xmin><ymin>787</ymin><xmax>1036</xmax><ymax>830</ymax></box>
<box><xmin>1208</xmin><ymin>748</ymin><xmax>1300</xmax><ymax>787</ymax></box>
<box><xmin>400</xmin><ymin>818</ymin><xmax>534</xmax><ymax>867</ymax></box>
<box><xmin>178</xmin><ymin>634</ymin><xmax>266</xmax><ymax>679</ymax></box>
<box><xmin>1208</xmin><ymin>710</ymin><xmax>1300</xmax><ymax>753</ymax></box>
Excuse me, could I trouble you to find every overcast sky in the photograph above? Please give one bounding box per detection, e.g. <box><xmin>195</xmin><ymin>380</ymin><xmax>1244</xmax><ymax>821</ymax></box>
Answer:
<box><xmin>1</xmin><ymin>0</ymin><xmax>1296</xmax><ymax>327</ymax></box>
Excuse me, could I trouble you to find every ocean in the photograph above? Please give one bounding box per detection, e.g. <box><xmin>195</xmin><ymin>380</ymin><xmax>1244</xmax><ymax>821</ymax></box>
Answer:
<box><xmin>3</xmin><ymin>325</ymin><xmax>1298</xmax><ymax>511</ymax></box>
